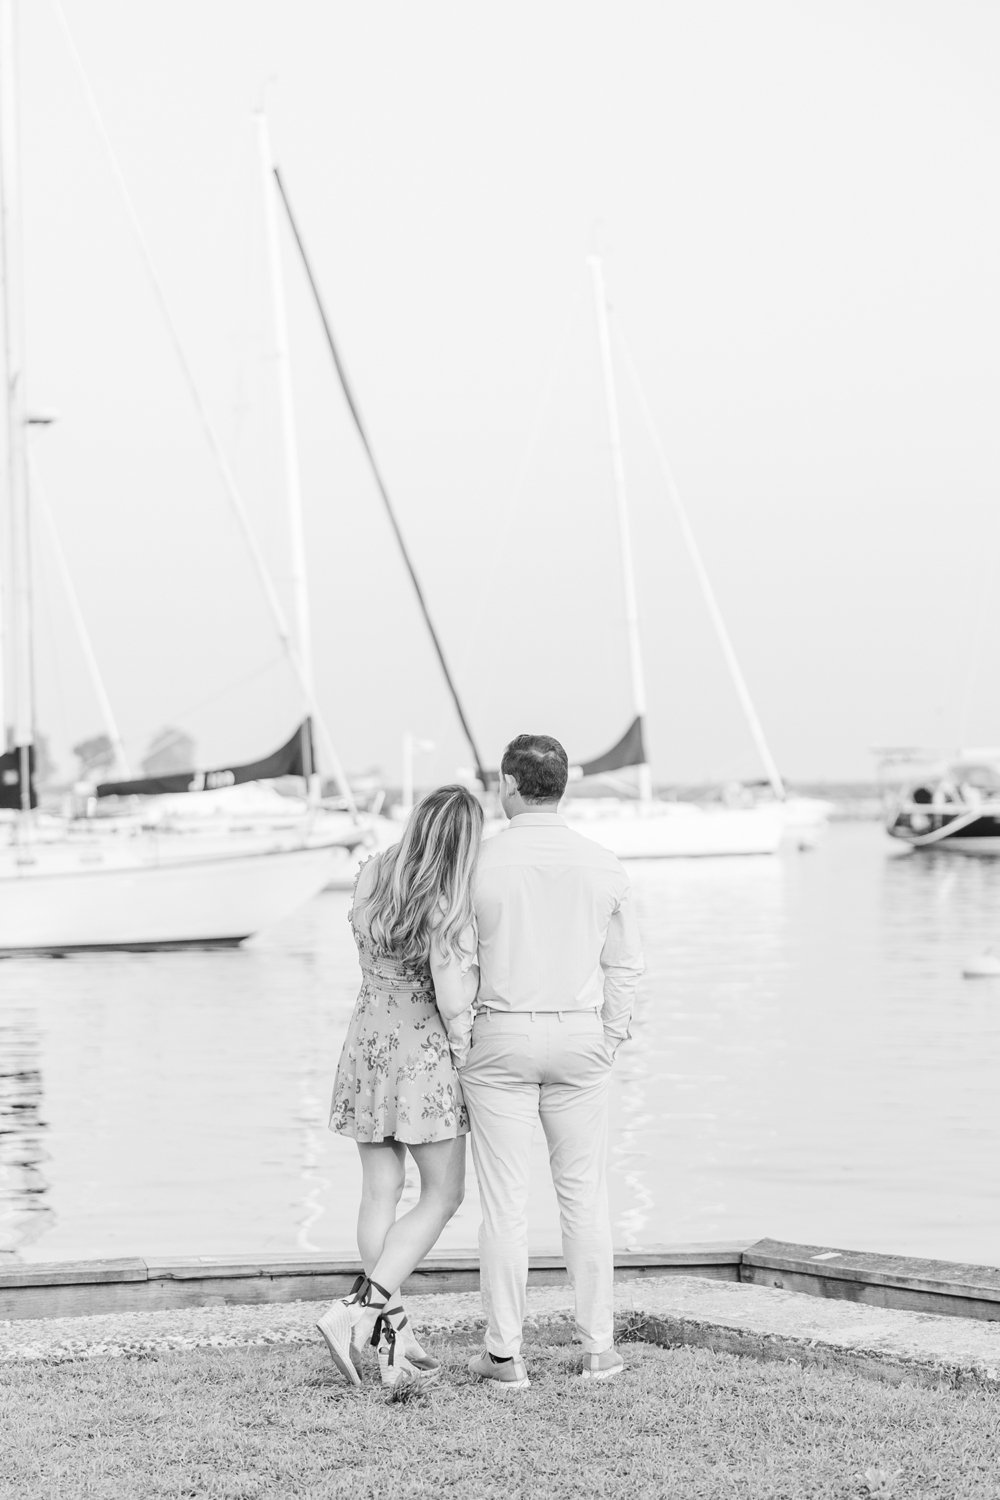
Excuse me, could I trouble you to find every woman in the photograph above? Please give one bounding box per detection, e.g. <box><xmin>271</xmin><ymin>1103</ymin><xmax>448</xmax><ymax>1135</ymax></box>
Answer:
<box><xmin>319</xmin><ymin>784</ymin><xmax>483</xmax><ymax>1387</ymax></box>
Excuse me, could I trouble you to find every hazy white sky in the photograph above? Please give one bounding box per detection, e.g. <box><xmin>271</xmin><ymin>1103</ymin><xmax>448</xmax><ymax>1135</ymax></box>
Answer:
<box><xmin>7</xmin><ymin>1</ymin><xmax>1000</xmax><ymax>786</ymax></box>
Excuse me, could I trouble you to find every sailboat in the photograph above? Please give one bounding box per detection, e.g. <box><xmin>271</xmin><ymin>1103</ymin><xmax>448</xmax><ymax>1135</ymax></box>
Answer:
<box><xmin>269</xmin><ymin>169</ymin><xmax>787</xmax><ymax>858</ymax></box>
<box><xmin>557</xmin><ymin>257</ymin><xmax>784</xmax><ymax>859</ymax></box>
<box><xmin>0</xmin><ymin>1</ymin><xmax>352</xmax><ymax>953</ymax></box>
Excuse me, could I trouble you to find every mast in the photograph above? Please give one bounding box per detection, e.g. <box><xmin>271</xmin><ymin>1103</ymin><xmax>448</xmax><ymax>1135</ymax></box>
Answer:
<box><xmin>612</xmin><ymin>315</ymin><xmax>786</xmax><ymax>800</ymax></box>
<box><xmin>51</xmin><ymin>0</ymin><xmax>360</xmax><ymax>818</ymax></box>
<box><xmin>30</xmin><ymin>455</ymin><xmax>130</xmax><ymax>776</ymax></box>
<box><xmin>0</xmin><ymin>0</ymin><xmax>9</xmax><ymax>747</ymax></box>
<box><xmin>0</xmin><ymin>0</ymin><xmax>34</xmax><ymax>812</ymax></box>
<box><xmin>272</xmin><ymin>166</ymin><xmax>490</xmax><ymax>792</ymax></box>
<box><xmin>255</xmin><ymin>108</ymin><xmax>317</xmax><ymax>795</ymax></box>
<box><xmin>588</xmin><ymin>254</ymin><xmax>653</xmax><ymax>804</ymax></box>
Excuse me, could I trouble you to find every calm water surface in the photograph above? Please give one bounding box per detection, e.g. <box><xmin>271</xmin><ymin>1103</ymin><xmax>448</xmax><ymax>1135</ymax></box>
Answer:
<box><xmin>2</xmin><ymin>822</ymin><xmax>999</xmax><ymax>1266</ymax></box>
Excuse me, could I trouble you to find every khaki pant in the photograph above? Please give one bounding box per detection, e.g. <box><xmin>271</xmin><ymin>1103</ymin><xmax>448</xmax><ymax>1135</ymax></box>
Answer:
<box><xmin>459</xmin><ymin>1007</ymin><xmax>614</xmax><ymax>1357</ymax></box>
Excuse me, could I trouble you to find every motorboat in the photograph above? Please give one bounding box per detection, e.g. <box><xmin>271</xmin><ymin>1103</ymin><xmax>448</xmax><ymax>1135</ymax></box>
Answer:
<box><xmin>881</xmin><ymin>749</ymin><xmax>1000</xmax><ymax>854</ymax></box>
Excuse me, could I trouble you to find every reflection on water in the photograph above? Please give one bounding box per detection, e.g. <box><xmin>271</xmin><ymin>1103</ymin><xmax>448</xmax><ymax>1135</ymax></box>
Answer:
<box><xmin>1</xmin><ymin>823</ymin><xmax>999</xmax><ymax>1266</ymax></box>
<box><xmin>0</xmin><ymin>1012</ymin><xmax>52</xmax><ymax>1256</ymax></box>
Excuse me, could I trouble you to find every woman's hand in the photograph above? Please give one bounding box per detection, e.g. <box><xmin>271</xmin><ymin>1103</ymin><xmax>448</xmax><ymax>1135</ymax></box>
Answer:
<box><xmin>429</xmin><ymin>923</ymin><xmax>479</xmax><ymax>1068</ymax></box>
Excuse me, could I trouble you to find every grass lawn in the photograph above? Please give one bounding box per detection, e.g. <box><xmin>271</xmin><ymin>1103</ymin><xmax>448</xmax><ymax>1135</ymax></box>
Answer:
<box><xmin>1</xmin><ymin>1321</ymin><xmax>998</xmax><ymax>1499</ymax></box>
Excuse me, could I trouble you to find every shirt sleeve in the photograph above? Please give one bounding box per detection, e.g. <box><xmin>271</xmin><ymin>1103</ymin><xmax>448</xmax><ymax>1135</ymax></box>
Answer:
<box><xmin>428</xmin><ymin>922</ymin><xmax>479</xmax><ymax>1069</ymax></box>
<box><xmin>599</xmin><ymin>881</ymin><xmax>644</xmax><ymax>1055</ymax></box>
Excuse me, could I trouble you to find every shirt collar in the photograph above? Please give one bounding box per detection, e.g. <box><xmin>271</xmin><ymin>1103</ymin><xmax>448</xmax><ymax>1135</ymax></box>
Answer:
<box><xmin>506</xmin><ymin>812</ymin><xmax>566</xmax><ymax>828</ymax></box>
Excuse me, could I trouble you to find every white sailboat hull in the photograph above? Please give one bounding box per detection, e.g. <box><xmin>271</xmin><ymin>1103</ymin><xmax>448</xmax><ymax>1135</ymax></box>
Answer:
<box><xmin>562</xmin><ymin>802</ymin><xmax>783</xmax><ymax>858</ymax></box>
<box><xmin>0</xmin><ymin>836</ymin><xmax>340</xmax><ymax>954</ymax></box>
<box><xmin>322</xmin><ymin>815</ymin><xmax>404</xmax><ymax>891</ymax></box>
<box><xmin>776</xmin><ymin>795</ymin><xmax>834</xmax><ymax>849</ymax></box>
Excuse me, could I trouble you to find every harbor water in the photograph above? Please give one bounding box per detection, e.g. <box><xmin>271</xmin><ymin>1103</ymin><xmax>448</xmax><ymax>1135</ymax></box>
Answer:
<box><xmin>2</xmin><ymin>821</ymin><xmax>999</xmax><ymax>1268</ymax></box>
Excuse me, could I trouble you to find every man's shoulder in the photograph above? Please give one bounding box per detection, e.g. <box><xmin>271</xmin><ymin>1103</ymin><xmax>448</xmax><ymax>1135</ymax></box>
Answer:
<box><xmin>562</xmin><ymin>823</ymin><xmax>626</xmax><ymax>867</ymax></box>
<box><xmin>571</xmin><ymin>836</ymin><xmax>632</xmax><ymax>896</ymax></box>
<box><xmin>477</xmin><ymin>820</ymin><xmax>628</xmax><ymax>880</ymax></box>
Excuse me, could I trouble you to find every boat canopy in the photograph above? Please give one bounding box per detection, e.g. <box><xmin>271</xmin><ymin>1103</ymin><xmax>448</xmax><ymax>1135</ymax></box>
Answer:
<box><xmin>949</xmin><ymin>759</ymin><xmax>1000</xmax><ymax>791</ymax></box>
<box><xmin>95</xmin><ymin>720</ymin><xmax>314</xmax><ymax>799</ymax></box>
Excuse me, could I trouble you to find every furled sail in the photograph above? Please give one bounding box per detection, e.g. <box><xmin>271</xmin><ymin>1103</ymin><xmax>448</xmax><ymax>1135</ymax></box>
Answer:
<box><xmin>574</xmin><ymin>716</ymin><xmax>647</xmax><ymax>778</ymax></box>
<box><xmin>0</xmin><ymin>746</ymin><xmax>37</xmax><ymax>810</ymax></box>
<box><xmin>95</xmin><ymin>720</ymin><xmax>314</xmax><ymax>799</ymax></box>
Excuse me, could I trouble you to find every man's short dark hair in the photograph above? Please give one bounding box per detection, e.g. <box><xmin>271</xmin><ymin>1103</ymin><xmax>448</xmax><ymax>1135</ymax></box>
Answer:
<box><xmin>501</xmin><ymin>734</ymin><xmax>569</xmax><ymax>803</ymax></box>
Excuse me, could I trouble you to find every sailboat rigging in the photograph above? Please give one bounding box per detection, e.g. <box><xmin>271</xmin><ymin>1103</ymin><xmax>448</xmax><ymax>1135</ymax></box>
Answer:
<box><xmin>271</xmin><ymin>165</ymin><xmax>490</xmax><ymax>793</ymax></box>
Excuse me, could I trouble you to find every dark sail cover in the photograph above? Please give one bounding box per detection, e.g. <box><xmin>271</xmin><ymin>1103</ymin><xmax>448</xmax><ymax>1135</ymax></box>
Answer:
<box><xmin>575</xmin><ymin>716</ymin><xmax>647</xmax><ymax>778</ymax></box>
<box><xmin>0</xmin><ymin>744</ymin><xmax>37</xmax><ymax>810</ymax></box>
<box><xmin>95</xmin><ymin>720</ymin><xmax>314</xmax><ymax>799</ymax></box>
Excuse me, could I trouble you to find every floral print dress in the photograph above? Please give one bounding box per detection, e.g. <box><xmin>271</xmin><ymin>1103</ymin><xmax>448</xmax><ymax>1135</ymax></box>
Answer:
<box><xmin>329</xmin><ymin>868</ymin><xmax>470</xmax><ymax>1145</ymax></box>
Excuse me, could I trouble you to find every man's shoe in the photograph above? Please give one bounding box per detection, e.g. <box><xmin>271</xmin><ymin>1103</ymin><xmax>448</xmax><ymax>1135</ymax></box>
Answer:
<box><xmin>578</xmin><ymin>1348</ymin><xmax>624</xmax><ymax>1381</ymax></box>
<box><xmin>467</xmin><ymin>1346</ymin><xmax>530</xmax><ymax>1392</ymax></box>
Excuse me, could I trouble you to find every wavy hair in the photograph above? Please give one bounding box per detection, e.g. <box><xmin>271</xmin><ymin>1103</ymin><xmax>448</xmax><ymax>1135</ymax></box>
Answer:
<box><xmin>365</xmin><ymin>784</ymin><xmax>484</xmax><ymax>965</ymax></box>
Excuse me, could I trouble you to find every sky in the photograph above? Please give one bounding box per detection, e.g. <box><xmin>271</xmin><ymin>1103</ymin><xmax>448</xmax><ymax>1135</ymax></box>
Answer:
<box><xmin>3</xmin><ymin>0</ymin><xmax>999</xmax><ymax>788</ymax></box>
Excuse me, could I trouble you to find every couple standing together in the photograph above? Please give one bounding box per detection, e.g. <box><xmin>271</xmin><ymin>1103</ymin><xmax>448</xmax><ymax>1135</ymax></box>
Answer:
<box><xmin>319</xmin><ymin>732</ymin><xmax>644</xmax><ymax>1392</ymax></box>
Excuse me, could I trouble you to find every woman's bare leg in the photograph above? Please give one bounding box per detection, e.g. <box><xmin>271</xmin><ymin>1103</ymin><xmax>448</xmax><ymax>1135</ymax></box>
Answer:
<box><xmin>356</xmin><ymin>1140</ymin><xmax>407</xmax><ymax>1272</ymax></box>
<box><xmin>318</xmin><ymin>1137</ymin><xmax>466</xmax><ymax>1383</ymax></box>
<box><xmin>367</xmin><ymin>1136</ymin><xmax>466</xmax><ymax>1295</ymax></box>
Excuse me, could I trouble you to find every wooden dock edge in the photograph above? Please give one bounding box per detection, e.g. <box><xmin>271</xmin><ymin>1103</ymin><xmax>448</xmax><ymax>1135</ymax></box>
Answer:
<box><xmin>0</xmin><ymin>1245</ymin><xmax>746</xmax><ymax>1321</ymax></box>
<box><xmin>2</xmin><ymin>1237</ymin><xmax>999</xmax><ymax>1324</ymax></box>
<box><xmin>741</xmin><ymin>1237</ymin><xmax>1000</xmax><ymax>1322</ymax></box>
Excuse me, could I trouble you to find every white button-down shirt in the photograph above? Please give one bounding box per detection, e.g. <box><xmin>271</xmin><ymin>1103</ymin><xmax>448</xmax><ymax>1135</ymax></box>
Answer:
<box><xmin>473</xmin><ymin>811</ymin><xmax>644</xmax><ymax>1048</ymax></box>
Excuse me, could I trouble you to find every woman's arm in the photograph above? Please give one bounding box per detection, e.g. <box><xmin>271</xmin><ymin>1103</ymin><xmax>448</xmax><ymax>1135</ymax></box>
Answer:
<box><xmin>429</xmin><ymin>923</ymin><xmax>479</xmax><ymax>1067</ymax></box>
<box><xmin>349</xmin><ymin>852</ymin><xmax>380</xmax><ymax>922</ymax></box>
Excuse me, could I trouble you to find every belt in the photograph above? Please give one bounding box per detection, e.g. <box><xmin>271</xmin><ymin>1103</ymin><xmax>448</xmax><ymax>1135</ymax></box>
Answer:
<box><xmin>474</xmin><ymin>1005</ymin><xmax>601</xmax><ymax>1021</ymax></box>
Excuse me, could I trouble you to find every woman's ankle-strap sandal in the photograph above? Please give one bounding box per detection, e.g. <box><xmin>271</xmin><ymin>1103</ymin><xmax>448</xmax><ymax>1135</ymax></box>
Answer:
<box><xmin>373</xmin><ymin>1303</ymin><xmax>441</xmax><ymax>1388</ymax></box>
<box><xmin>387</xmin><ymin>1296</ymin><xmax>441</xmax><ymax>1372</ymax></box>
<box><xmin>316</xmin><ymin>1274</ymin><xmax>392</xmax><ymax>1387</ymax></box>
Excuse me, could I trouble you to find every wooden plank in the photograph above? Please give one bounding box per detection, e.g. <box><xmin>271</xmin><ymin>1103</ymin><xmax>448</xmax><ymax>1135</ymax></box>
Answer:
<box><xmin>740</xmin><ymin>1265</ymin><xmax>1000</xmax><ymax>1323</ymax></box>
<box><xmin>743</xmin><ymin>1238</ymin><xmax>1000</xmax><ymax>1300</ymax></box>
<box><xmin>615</xmin><ymin>1242</ymin><xmax>751</xmax><ymax>1266</ymax></box>
<box><xmin>0</xmin><ymin>1279</ymin><xmax>155</xmax><ymax>1321</ymax></box>
<box><xmin>0</xmin><ymin>1244</ymin><xmax>746</xmax><ymax>1321</ymax></box>
<box><xmin>6</xmin><ymin>1238</ymin><xmax>1000</xmax><ymax>1325</ymax></box>
<box><xmin>0</xmin><ymin>1258</ymin><xmax>147</xmax><ymax>1289</ymax></box>
<box><xmin>144</xmin><ymin>1244</ymin><xmax>746</xmax><ymax>1283</ymax></box>
<box><xmin>145</xmin><ymin>1256</ymin><xmax>381</xmax><ymax>1281</ymax></box>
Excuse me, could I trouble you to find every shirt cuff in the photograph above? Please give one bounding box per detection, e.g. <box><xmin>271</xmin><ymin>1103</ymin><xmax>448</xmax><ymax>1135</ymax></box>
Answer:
<box><xmin>603</xmin><ymin>1023</ymin><xmax>632</xmax><ymax>1059</ymax></box>
<box><xmin>447</xmin><ymin>1013</ymin><xmax>473</xmax><ymax>1069</ymax></box>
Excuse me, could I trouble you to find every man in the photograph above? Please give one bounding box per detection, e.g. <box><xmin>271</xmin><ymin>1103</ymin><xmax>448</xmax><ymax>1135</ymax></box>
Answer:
<box><xmin>460</xmin><ymin>733</ymin><xmax>644</xmax><ymax>1390</ymax></box>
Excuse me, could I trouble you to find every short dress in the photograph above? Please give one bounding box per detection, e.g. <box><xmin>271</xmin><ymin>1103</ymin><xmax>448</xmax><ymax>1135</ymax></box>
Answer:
<box><xmin>328</xmin><ymin>867</ymin><xmax>470</xmax><ymax>1145</ymax></box>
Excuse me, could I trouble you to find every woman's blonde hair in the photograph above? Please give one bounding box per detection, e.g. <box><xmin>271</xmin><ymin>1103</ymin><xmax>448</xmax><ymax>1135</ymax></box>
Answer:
<box><xmin>365</xmin><ymin>784</ymin><xmax>484</xmax><ymax>964</ymax></box>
